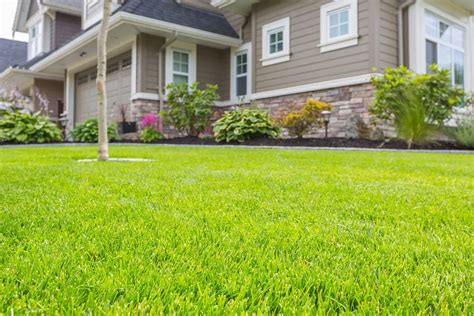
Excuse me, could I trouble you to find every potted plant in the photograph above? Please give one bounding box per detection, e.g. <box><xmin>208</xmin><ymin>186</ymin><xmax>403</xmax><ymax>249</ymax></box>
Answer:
<box><xmin>116</xmin><ymin>104</ymin><xmax>137</xmax><ymax>134</ymax></box>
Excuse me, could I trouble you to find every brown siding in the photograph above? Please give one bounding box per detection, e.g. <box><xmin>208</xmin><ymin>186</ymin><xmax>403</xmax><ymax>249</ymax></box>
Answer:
<box><xmin>254</xmin><ymin>0</ymin><xmax>372</xmax><ymax>93</ymax></box>
<box><xmin>137</xmin><ymin>34</ymin><xmax>166</xmax><ymax>94</ymax></box>
<box><xmin>54</xmin><ymin>13</ymin><xmax>82</xmax><ymax>49</ymax></box>
<box><xmin>378</xmin><ymin>0</ymin><xmax>399</xmax><ymax>69</ymax></box>
<box><xmin>197</xmin><ymin>45</ymin><xmax>230</xmax><ymax>100</ymax></box>
<box><xmin>33</xmin><ymin>79</ymin><xmax>64</xmax><ymax>119</ymax></box>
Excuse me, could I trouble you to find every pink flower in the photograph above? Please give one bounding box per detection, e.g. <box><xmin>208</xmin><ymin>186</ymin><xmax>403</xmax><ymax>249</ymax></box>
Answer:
<box><xmin>140</xmin><ymin>113</ymin><xmax>159</xmax><ymax>129</ymax></box>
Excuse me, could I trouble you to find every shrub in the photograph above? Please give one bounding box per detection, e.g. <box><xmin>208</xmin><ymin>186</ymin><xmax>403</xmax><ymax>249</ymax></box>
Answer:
<box><xmin>162</xmin><ymin>82</ymin><xmax>219</xmax><ymax>137</ymax></box>
<box><xmin>453</xmin><ymin>116</ymin><xmax>474</xmax><ymax>148</ymax></box>
<box><xmin>214</xmin><ymin>107</ymin><xmax>280</xmax><ymax>143</ymax></box>
<box><xmin>393</xmin><ymin>89</ymin><xmax>437</xmax><ymax>148</ymax></box>
<box><xmin>279</xmin><ymin>99</ymin><xmax>332</xmax><ymax>138</ymax></box>
<box><xmin>139</xmin><ymin>113</ymin><xmax>162</xmax><ymax>143</ymax></box>
<box><xmin>72</xmin><ymin>118</ymin><xmax>118</xmax><ymax>143</ymax></box>
<box><xmin>370</xmin><ymin>65</ymin><xmax>465</xmax><ymax>126</ymax></box>
<box><xmin>0</xmin><ymin>110</ymin><xmax>62</xmax><ymax>144</ymax></box>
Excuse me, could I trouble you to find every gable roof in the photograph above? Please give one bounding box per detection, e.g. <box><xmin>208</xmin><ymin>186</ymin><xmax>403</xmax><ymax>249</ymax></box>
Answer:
<box><xmin>119</xmin><ymin>0</ymin><xmax>239</xmax><ymax>38</ymax></box>
<box><xmin>0</xmin><ymin>39</ymin><xmax>28</xmax><ymax>73</ymax></box>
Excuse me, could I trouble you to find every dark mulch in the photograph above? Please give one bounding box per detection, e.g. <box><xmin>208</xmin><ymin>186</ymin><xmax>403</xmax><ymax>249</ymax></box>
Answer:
<box><xmin>137</xmin><ymin>137</ymin><xmax>472</xmax><ymax>151</ymax></box>
<box><xmin>1</xmin><ymin>137</ymin><xmax>472</xmax><ymax>151</ymax></box>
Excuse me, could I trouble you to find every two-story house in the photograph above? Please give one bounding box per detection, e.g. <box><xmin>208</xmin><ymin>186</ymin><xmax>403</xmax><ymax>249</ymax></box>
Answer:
<box><xmin>1</xmin><ymin>0</ymin><xmax>473</xmax><ymax>137</ymax></box>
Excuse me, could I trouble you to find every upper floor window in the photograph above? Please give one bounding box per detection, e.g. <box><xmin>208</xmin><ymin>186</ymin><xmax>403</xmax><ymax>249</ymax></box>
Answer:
<box><xmin>236</xmin><ymin>51</ymin><xmax>248</xmax><ymax>97</ymax></box>
<box><xmin>425</xmin><ymin>11</ymin><xmax>465</xmax><ymax>87</ymax></box>
<box><xmin>320</xmin><ymin>0</ymin><xmax>358</xmax><ymax>53</ymax></box>
<box><xmin>261</xmin><ymin>17</ymin><xmax>290</xmax><ymax>66</ymax></box>
<box><xmin>30</xmin><ymin>21</ymin><xmax>42</xmax><ymax>58</ymax></box>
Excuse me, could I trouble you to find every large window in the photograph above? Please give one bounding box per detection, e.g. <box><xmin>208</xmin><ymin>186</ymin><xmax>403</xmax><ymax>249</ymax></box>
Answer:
<box><xmin>425</xmin><ymin>11</ymin><xmax>465</xmax><ymax>87</ymax></box>
<box><xmin>261</xmin><ymin>17</ymin><xmax>290</xmax><ymax>66</ymax></box>
<box><xmin>30</xmin><ymin>21</ymin><xmax>42</xmax><ymax>58</ymax></box>
<box><xmin>319</xmin><ymin>0</ymin><xmax>358</xmax><ymax>53</ymax></box>
<box><xmin>172</xmin><ymin>51</ymin><xmax>190</xmax><ymax>85</ymax></box>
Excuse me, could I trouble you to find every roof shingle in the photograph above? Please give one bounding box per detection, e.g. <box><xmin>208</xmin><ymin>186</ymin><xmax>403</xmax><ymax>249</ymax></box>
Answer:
<box><xmin>0</xmin><ymin>39</ymin><xmax>28</xmax><ymax>73</ymax></box>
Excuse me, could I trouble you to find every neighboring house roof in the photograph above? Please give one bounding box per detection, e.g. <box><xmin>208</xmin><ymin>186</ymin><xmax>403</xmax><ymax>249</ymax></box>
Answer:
<box><xmin>0</xmin><ymin>39</ymin><xmax>28</xmax><ymax>73</ymax></box>
<box><xmin>118</xmin><ymin>0</ymin><xmax>239</xmax><ymax>38</ymax></box>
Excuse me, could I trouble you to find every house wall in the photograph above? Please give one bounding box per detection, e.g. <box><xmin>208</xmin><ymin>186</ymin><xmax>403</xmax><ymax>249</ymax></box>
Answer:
<box><xmin>27</xmin><ymin>0</ymin><xmax>39</xmax><ymax>20</ymax></box>
<box><xmin>253</xmin><ymin>0</ymin><xmax>373</xmax><ymax>93</ymax></box>
<box><xmin>33</xmin><ymin>79</ymin><xmax>64</xmax><ymax>119</ymax></box>
<box><xmin>53</xmin><ymin>13</ymin><xmax>82</xmax><ymax>49</ymax></box>
<box><xmin>136</xmin><ymin>33</ymin><xmax>231</xmax><ymax>100</ymax></box>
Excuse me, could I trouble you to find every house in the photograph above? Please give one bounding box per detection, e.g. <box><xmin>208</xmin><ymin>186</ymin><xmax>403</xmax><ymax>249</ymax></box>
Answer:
<box><xmin>0</xmin><ymin>0</ymin><xmax>473</xmax><ymax>137</ymax></box>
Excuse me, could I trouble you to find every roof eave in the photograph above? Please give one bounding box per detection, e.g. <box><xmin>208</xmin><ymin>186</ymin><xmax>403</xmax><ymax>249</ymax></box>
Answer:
<box><xmin>29</xmin><ymin>11</ymin><xmax>242</xmax><ymax>72</ymax></box>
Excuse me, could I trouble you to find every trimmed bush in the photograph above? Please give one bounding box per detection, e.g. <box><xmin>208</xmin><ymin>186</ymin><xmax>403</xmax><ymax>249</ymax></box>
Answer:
<box><xmin>214</xmin><ymin>108</ymin><xmax>280</xmax><ymax>143</ymax></box>
<box><xmin>162</xmin><ymin>82</ymin><xmax>219</xmax><ymax>137</ymax></box>
<box><xmin>72</xmin><ymin>118</ymin><xmax>118</xmax><ymax>143</ymax></box>
<box><xmin>279</xmin><ymin>99</ymin><xmax>332</xmax><ymax>138</ymax></box>
<box><xmin>0</xmin><ymin>110</ymin><xmax>62</xmax><ymax>144</ymax></box>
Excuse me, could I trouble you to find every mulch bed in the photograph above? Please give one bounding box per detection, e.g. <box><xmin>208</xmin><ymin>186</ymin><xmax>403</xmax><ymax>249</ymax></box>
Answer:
<box><xmin>1</xmin><ymin>137</ymin><xmax>472</xmax><ymax>151</ymax></box>
<box><xmin>129</xmin><ymin>137</ymin><xmax>472</xmax><ymax>151</ymax></box>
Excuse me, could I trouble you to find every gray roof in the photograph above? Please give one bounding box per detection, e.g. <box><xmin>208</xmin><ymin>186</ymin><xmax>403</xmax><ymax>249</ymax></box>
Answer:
<box><xmin>0</xmin><ymin>39</ymin><xmax>28</xmax><ymax>73</ymax></box>
<box><xmin>119</xmin><ymin>0</ymin><xmax>239</xmax><ymax>38</ymax></box>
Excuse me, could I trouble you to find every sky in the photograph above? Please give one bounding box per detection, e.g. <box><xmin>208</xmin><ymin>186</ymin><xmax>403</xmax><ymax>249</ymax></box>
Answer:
<box><xmin>0</xmin><ymin>0</ymin><xmax>28</xmax><ymax>42</ymax></box>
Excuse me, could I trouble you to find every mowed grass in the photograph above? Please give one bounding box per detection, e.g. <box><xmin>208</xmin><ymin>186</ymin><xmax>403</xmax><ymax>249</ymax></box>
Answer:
<box><xmin>0</xmin><ymin>145</ymin><xmax>473</xmax><ymax>314</ymax></box>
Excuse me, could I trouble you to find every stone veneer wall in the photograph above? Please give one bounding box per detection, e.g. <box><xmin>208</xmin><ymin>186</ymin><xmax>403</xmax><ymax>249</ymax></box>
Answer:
<box><xmin>132</xmin><ymin>83</ymin><xmax>395</xmax><ymax>139</ymax></box>
<box><xmin>254</xmin><ymin>83</ymin><xmax>393</xmax><ymax>139</ymax></box>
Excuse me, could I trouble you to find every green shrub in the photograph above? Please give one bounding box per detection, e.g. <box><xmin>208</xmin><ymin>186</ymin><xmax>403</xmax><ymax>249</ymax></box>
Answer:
<box><xmin>453</xmin><ymin>116</ymin><xmax>474</xmax><ymax>148</ymax></box>
<box><xmin>370</xmin><ymin>65</ymin><xmax>465</xmax><ymax>126</ymax></box>
<box><xmin>0</xmin><ymin>110</ymin><xmax>62</xmax><ymax>144</ymax></box>
<box><xmin>393</xmin><ymin>89</ymin><xmax>437</xmax><ymax>148</ymax></box>
<box><xmin>162</xmin><ymin>82</ymin><xmax>219</xmax><ymax>137</ymax></box>
<box><xmin>279</xmin><ymin>99</ymin><xmax>332</xmax><ymax>138</ymax></box>
<box><xmin>214</xmin><ymin>107</ymin><xmax>280</xmax><ymax>143</ymax></box>
<box><xmin>72</xmin><ymin>118</ymin><xmax>118</xmax><ymax>143</ymax></box>
<box><xmin>140</xmin><ymin>126</ymin><xmax>163</xmax><ymax>143</ymax></box>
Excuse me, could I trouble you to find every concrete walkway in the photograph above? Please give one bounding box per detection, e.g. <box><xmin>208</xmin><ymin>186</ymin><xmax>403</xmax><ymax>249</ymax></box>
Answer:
<box><xmin>1</xmin><ymin>142</ymin><xmax>473</xmax><ymax>154</ymax></box>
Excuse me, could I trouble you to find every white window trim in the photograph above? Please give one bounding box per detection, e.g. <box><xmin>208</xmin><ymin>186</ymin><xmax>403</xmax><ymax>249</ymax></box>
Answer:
<box><xmin>165</xmin><ymin>41</ymin><xmax>197</xmax><ymax>88</ymax></box>
<box><xmin>408</xmin><ymin>1</ymin><xmax>473</xmax><ymax>92</ymax></box>
<box><xmin>261</xmin><ymin>17</ymin><xmax>290</xmax><ymax>67</ymax></box>
<box><xmin>319</xmin><ymin>0</ymin><xmax>358</xmax><ymax>53</ymax></box>
<box><xmin>230</xmin><ymin>42</ymin><xmax>252</xmax><ymax>103</ymax></box>
<box><xmin>28</xmin><ymin>17</ymin><xmax>43</xmax><ymax>59</ymax></box>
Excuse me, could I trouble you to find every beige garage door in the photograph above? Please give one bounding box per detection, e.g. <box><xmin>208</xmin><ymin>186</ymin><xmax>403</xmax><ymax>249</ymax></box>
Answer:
<box><xmin>75</xmin><ymin>52</ymin><xmax>132</xmax><ymax>124</ymax></box>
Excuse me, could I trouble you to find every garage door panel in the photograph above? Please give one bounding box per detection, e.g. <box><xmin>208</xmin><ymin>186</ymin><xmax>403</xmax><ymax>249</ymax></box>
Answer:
<box><xmin>75</xmin><ymin>51</ymin><xmax>132</xmax><ymax>124</ymax></box>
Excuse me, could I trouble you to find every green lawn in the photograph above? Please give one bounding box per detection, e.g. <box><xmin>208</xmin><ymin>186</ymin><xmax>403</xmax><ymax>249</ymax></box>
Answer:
<box><xmin>0</xmin><ymin>146</ymin><xmax>473</xmax><ymax>314</ymax></box>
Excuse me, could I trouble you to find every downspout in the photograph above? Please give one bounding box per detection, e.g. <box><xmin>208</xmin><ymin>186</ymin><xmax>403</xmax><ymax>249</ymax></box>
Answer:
<box><xmin>398</xmin><ymin>0</ymin><xmax>417</xmax><ymax>66</ymax></box>
<box><xmin>157</xmin><ymin>32</ymin><xmax>178</xmax><ymax>132</ymax></box>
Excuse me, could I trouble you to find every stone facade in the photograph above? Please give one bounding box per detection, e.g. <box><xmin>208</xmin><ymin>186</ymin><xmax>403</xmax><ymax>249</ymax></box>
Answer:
<box><xmin>254</xmin><ymin>83</ymin><xmax>393</xmax><ymax>139</ymax></box>
<box><xmin>132</xmin><ymin>83</ymin><xmax>395</xmax><ymax>139</ymax></box>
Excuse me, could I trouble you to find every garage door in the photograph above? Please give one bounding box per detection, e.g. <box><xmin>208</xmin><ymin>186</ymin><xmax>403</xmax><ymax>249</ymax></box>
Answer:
<box><xmin>75</xmin><ymin>52</ymin><xmax>132</xmax><ymax>124</ymax></box>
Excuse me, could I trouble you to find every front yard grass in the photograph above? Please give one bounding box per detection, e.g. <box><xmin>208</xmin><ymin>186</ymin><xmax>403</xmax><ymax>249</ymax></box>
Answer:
<box><xmin>0</xmin><ymin>146</ymin><xmax>472</xmax><ymax>313</ymax></box>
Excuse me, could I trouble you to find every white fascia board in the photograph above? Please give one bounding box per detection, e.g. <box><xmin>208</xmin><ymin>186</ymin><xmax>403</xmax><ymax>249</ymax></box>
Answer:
<box><xmin>251</xmin><ymin>74</ymin><xmax>378</xmax><ymax>100</ymax></box>
<box><xmin>30</xmin><ymin>11</ymin><xmax>242</xmax><ymax>73</ymax></box>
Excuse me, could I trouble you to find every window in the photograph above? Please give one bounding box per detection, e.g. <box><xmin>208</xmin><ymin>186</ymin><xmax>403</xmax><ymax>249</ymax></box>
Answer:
<box><xmin>328</xmin><ymin>7</ymin><xmax>349</xmax><ymax>39</ymax></box>
<box><xmin>236</xmin><ymin>51</ymin><xmax>248</xmax><ymax>97</ymax></box>
<box><xmin>30</xmin><ymin>21</ymin><xmax>42</xmax><ymax>58</ymax></box>
<box><xmin>425</xmin><ymin>11</ymin><xmax>465</xmax><ymax>87</ymax></box>
<box><xmin>77</xmin><ymin>74</ymin><xmax>89</xmax><ymax>85</ymax></box>
<box><xmin>106</xmin><ymin>62</ymin><xmax>119</xmax><ymax>74</ymax></box>
<box><xmin>261</xmin><ymin>17</ymin><xmax>290</xmax><ymax>66</ymax></box>
<box><xmin>320</xmin><ymin>0</ymin><xmax>358</xmax><ymax>53</ymax></box>
<box><xmin>172</xmin><ymin>51</ymin><xmax>190</xmax><ymax>85</ymax></box>
<box><xmin>121</xmin><ymin>56</ymin><xmax>132</xmax><ymax>70</ymax></box>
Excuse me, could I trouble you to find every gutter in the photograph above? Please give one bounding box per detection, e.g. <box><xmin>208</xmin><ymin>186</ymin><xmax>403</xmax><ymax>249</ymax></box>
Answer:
<box><xmin>157</xmin><ymin>32</ymin><xmax>179</xmax><ymax>132</ymax></box>
<box><xmin>398</xmin><ymin>0</ymin><xmax>417</xmax><ymax>66</ymax></box>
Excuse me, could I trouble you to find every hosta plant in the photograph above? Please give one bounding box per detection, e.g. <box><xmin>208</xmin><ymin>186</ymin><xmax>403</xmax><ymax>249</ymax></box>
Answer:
<box><xmin>214</xmin><ymin>107</ymin><xmax>280</xmax><ymax>143</ymax></box>
<box><xmin>72</xmin><ymin>118</ymin><xmax>118</xmax><ymax>143</ymax></box>
<box><xmin>0</xmin><ymin>110</ymin><xmax>62</xmax><ymax>144</ymax></box>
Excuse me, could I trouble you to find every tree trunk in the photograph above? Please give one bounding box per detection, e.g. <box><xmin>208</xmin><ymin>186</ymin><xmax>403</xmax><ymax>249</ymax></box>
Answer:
<box><xmin>96</xmin><ymin>0</ymin><xmax>112</xmax><ymax>161</ymax></box>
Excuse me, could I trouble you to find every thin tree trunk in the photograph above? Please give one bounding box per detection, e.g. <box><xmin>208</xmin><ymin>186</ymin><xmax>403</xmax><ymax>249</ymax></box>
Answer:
<box><xmin>96</xmin><ymin>0</ymin><xmax>112</xmax><ymax>161</ymax></box>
